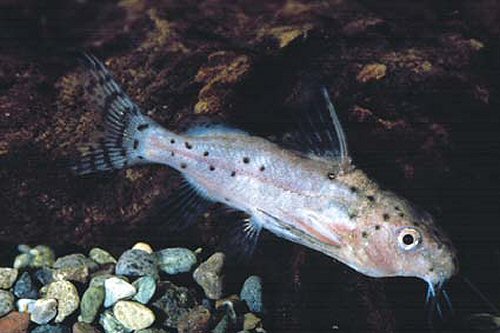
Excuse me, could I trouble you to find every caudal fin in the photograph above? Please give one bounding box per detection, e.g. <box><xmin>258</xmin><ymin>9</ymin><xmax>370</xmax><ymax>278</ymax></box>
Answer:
<box><xmin>71</xmin><ymin>54</ymin><xmax>157</xmax><ymax>175</ymax></box>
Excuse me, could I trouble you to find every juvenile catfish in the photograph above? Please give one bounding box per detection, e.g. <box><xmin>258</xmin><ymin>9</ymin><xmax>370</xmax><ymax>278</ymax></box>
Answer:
<box><xmin>73</xmin><ymin>55</ymin><xmax>457</xmax><ymax>298</ymax></box>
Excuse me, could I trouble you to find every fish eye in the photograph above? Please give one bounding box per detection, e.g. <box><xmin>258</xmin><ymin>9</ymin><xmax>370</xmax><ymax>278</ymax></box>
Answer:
<box><xmin>397</xmin><ymin>227</ymin><xmax>421</xmax><ymax>250</ymax></box>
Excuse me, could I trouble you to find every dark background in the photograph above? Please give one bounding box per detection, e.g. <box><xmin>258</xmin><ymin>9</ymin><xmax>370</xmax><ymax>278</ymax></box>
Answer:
<box><xmin>1</xmin><ymin>0</ymin><xmax>500</xmax><ymax>332</ymax></box>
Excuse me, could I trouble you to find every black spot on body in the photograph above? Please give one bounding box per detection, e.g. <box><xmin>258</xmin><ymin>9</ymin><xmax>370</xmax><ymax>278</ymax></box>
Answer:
<box><xmin>171</xmin><ymin>152</ymin><xmax>175</xmax><ymax>157</ymax></box>
<box><xmin>180</xmin><ymin>163</ymin><xmax>187</xmax><ymax>169</ymax></box>
<box><xmin>137</xmin><ymin>124</ymin><xmax>149</xmax><ymax>131</ymax></box>
<box><xmin>327</xmin><ymin>172</ymin><xmax>336</xmax><ymax>180</ymax></box>
<box><xmin>260</xmin><ymin>166</ymin><xmax>265</xmax><ymax>171</ymax></box>
<box><xmin>170</xmin><ymin>139</ymin><xmax>175</xmax><ymax>144</ymax></box>
<box><xmin>362</xmin><ymin>231</ymin><xmax>368</xmax><ymax>238</ymax></box>
<box><xmin>375</xmin><ymin>225</ymin><xmax>380</xmax><ymax>230</ymax></box>
<box><xmin>429</xmin><ymin>267</ymin><xmax>434</xmax><ymax>272</ymax></box>
<box><xmin>243</xmin><ymin>157</ymin><xmax>250</xmax><ymax>164</ymax></box>
<box><xmin>138</xmin><ymin>156</ymin><xmax>144</xmax><ymax>160</ymax></box>
<box><xmin>133</xmin><ymin>139</ymin><xmax>139</xmax><ymax>149</ymax></box>
<box><xmin>209</xmin><ymin>165</ymin><xmax>215</xmax><ymax>171</ymax></box>
<box><xmin>395</xmin><ymin>206</ymin><xmax>401</xmax><ymax>211</ymax></box>
<box><xmin>383</xmin><ymin>213</ymin><xmax>390</xmax><ymax>221</ymax></box>
<box><xmin>367</xmin><ymin>195</ymin><xmax>375</xmax><ymax>202</ymax></box>
<box><xmin>204</xmin><ymin>151</ymin><xmax>209</xmax><ymax>156</ymax></box>
<box><xmin>185</xmin><ymin>142</ymin><xmax>193</xmax><ymax>149</ymax></box>
<box><xmin>399</xmin><ymin>212</ymin><xmax>405</xmax><ymax>218</ymax></box>
<box><xmin>350</xmin><ymin>186</ymin><xmax>357</xmax><ymax>193</ymax></box>
<box><xmin>231</xmin><ymin>171</ymin><xmax>236</xmax><ymax>177</ymax></box>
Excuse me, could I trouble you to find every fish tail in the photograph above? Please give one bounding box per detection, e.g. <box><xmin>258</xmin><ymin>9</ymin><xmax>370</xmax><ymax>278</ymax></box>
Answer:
<box><xmin>71</xmin><ymin>54</ymin><xmax>157</xmax><ymax>175</ymax></box>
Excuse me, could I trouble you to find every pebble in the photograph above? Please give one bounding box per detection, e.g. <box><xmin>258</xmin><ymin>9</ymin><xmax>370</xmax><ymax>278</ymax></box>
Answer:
<box><xmin>29</xmin><ymin>245</ymin><xmax>55</xmax><ymax>268</ymax></box>
<box><xmin>104</xmin><ymin>277</ymin><xmax>136</xmax><ymax>307</ymax></box>
<box><xmin>89</xmin><ymin>248</ymin><xmax>117</xmax><ymax>265</ymax></box>
<box><xmin>132</xmin><ymin>276</ymin><xmax>156</xmax><ymax>304</ymax></box>
<box><xmin>72</xmin><ymin>322</ymin><xmax>101</xmax><ymax>333</ymax></box>
<box><xmin>54</xmin><ymin>253</ymin><xmax>98</xmax><ymax>272</ymax></box>
<box><xmin>89</xmin><ymin>274</ymin><xmax>114</xmax><ymax>288</ymax></box>
<box><xmin>31</xmin><ymin>324</ymin><xmax>71</xmax><ymax>333</ymax></box>
<box><xmin>113</xmin><ymin>300</ymin><xmax>155</xmax><ymax>330</ymax></box>
<box><xmin>212</xmin><ymin>313</ymin><xmax>230</xmax><ymax>333</ymax></box>
<box><xmin>53</xmin><ymin>266</ymin><xmax>89</xmax><ymax>284</ymax></box>
<box><xmin>240</xmin><ymin>275</ymin><xmax>263</xmax><ymax>313</ymax></box>
<box><xmin>243</xmin><ymin>312</ymin><xmax>262</xmax><ymax>330</ymax></box>
<box><xmin>0</xmin><ymin>311</ymin><xmax>30</xmax><ymax>333</ymax></box>
<box><xmin>13</xmin><ymin>254</ymin><xmax>31</xmax><ymax>270</ymax></box>
<box><xmin>193</xmin><ymin>252</ymin><xmax>225</xmax><ymax>299</ymax></box>
<box><xmin>79</xmin><ymin>285</ymin><xmax>104</xmax><ymax>323</ymax></box>
<box><xmin>132</xmin><ymin>242</ymin><xmax>153</xmax><ymax>254</ymax></box>
<box><xmin>13</xmin><ymin>272</ymin><xmax>38</xmax><ymax>299</ymax></box>
<box><xmin>99</xmin><ymin>310</ymin><xmax>132</xmax><ymax>333</ymax></box>
<box><xmin>16</xmin><ymin>298</ymin><xmax>35</xmax><ymax>313</ymax></box>
<box><xmin>0</xmin><ymin>268</ymin><xmax>18</xmax><ymax>289</ymax></box>
<box><xmin>34</xmin><ymin>268</ymin><xmax>54</xmax><ymax>286</ymax></box>
<box><xmin>46</xmin><ymin>280</ymin><xmax>80</xmax><ymax>323</ymax></box>
<box><xmin>152</xmin><ymin>281</ymin><xmax>198</xmax><ymax>328</ymax></box>
<box><xmin>30</xmin><ymin>298</ymin><xmax>58</xmax><ymax>324</ymax></box>
<box><xmin>0</xmin><ymin>290</ymin><xmax>15</xmax><ymax>317</ymax></box>
<box><xmin>115</xmin><ymin>249</ymin><xmax>158</xmax><ymax>279</ymax></box>
<box><xmin>177</xmin><ymin>305</ymin><xmax>211</xmax><ymax>333</ymax></box>
<box><xmin>156</xmin><ymin>248</ymin><xmax>197</xmax><ymax>275</ymax></box>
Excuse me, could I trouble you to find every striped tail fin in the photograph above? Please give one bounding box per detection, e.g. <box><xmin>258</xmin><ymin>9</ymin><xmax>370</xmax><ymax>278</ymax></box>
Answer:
<box><xmin>71</xmin><ymin>54</ymin><xmax>157</xmax><ymax>175</ymax></box>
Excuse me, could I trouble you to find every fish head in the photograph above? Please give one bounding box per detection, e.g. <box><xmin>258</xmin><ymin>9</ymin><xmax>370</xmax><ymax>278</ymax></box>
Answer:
<box><xmin>351</xmin><ymin>190</ymin><xmax>458</xmax><ymax>286</ymax></box>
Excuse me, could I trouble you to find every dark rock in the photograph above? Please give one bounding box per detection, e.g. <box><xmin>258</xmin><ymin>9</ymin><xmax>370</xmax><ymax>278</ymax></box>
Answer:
<box><xmin>115</xmin><ymin>249</ymin><xmax>158</xmax><ymax>279</ymax></box>
<box><xmin>13</xmin><ymin>272</ymin><xmax>38</xmax><ymax>299</ymax></box>
<box><xmin>31</xmin><ymin>324</ymin><xmax>71</xmax><ymax>333</ymax></box>
<box><xmin>152</xmin><ymin>281</ymin><xmax>198</xmax><ymax>328</ymax></box>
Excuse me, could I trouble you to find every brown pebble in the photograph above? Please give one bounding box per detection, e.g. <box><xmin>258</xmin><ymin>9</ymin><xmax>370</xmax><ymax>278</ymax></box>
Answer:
<box><xmin>0</xmin><ymin>311</ymin><xmax>29</xmax><ymax>333</ymax></box>
<box><xmin>177</xmin><ymin>305</ymin><xmax>211</xmax><ymax>333</ymax></box>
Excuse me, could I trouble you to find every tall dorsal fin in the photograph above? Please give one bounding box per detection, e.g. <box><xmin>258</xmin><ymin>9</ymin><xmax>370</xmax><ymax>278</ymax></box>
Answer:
<box><xmin>286</xmin><ymin>84</ymin><xmax>351</xmax><ymax>172</ymax></box>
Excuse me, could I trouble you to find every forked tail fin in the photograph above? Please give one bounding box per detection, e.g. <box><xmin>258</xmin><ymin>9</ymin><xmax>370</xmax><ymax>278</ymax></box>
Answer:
<box><xmin>71</xmin><ymin>54</ymin><xmax>157</xmax><ymax>175</ymax></box>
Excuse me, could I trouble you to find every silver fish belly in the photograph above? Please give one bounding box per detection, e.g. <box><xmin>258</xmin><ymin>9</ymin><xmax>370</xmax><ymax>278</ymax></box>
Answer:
<box><xmin>73</xmin><ymin>54</ymin><xmax>457</xmax><ymax>290</ymax></box>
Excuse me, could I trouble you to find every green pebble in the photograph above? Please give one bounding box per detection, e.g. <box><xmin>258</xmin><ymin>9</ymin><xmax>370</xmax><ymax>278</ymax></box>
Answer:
<box><xmin>30</xmin><ymin>245</ymin><xmax>55</xmax><ymax>268</ymax></box>
<box><xmin>156</xmin><ymin>248</ymin><xmax>197</xmax><ymax>275</ymax></box>
<box><xmin>89</xmin><ymin>248</ymin><xmax>117</xmax><ymax>265</ymax></box>
<box><xmin>13</xmin><ymin>253</ymin><xmax>31</xmax><ymax>269</ymax></box>
<box><xmin>79</xmin><ymin>285</ymin><xmax>105</xmax><ymax>323</ymax></box>
<box><xmin>0</xmin><ymin>268</ymin><xmax>18</xmax><ymax>289</ymax></box>
<box><xmin>0</xmin><ymin>290</ymin><xmax>14</xmax><ymax>317</ymax></box>
<box><xmin>99</xmin><ymin>310</ymin><xmax>133</xmax><ymax>333</ymax></box>
<box><xmin>132</xmin><ymin>276</ymin><xmax>157</xmax><ymax>304</ymax></box>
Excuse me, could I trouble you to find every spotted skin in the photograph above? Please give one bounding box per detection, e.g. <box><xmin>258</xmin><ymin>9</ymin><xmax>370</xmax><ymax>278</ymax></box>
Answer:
<box><xmin>73</xmin><ymin>55</ymin><xmax>457</xmax><ymax>289</ymax></box>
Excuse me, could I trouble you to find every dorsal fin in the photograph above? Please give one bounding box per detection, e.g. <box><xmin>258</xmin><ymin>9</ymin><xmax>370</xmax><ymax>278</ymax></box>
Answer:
<box><xmin>287</xmin><ymin>84</ymin><xmax>351</xmax><ymax>172</ymax></box>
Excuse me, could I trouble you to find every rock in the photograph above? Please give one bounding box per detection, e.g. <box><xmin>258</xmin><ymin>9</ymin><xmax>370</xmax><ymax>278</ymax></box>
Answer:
<box><xmin>152</xmin><ymin>281</ymin><xmax>198</xmax><ymax>328</ymax></box>
<box><xmin>240</xmin><ymin>275</ymin><xmax>263</xmax><ymax>313</ymax></box>
<box><xmin>0</xmin><ymin>290</ymin><xmax>15</xmax><ymax>317</ymax></box>
<box><xmin>104</xmin><ymin>277</ymin><xmax>136</xmax><ymax>307</ymax></box>
<box><xmin>72</xmin><ymin>322</ymin><xmax>101</xmax><ymax>333</ymax></box>
<box><xmin>193</xmin><ymin>252</ymin><xmax>225</xmax><ymax>299</ymax></box>
<box><xmin>0</xmin><ymin>311</ymin><xmax>30</xmax><ymax>333</ymax></box>
<box><xmin>31</xmin><ymin>324</ymin><xmax>71</xmax><ymax>333</ymax></box>
<box><xmin>156</xmin><ymin>248</ymin><xmax>197</xmax><ymax>275</ymax></box>
<box><xmin>132</xmin><ymin>242</ymin><xmax>153</xmax><ymax>254</ymax></box>
<box><xmin>79</xmin><ymin>284</ymin><xmax>104</xmax><ymax>323</ymax></box>
<box><xmin>29</xmin><ymin>245</ymin><xmax>55</xmax><ymax>268</ymax></box>
<box><xmin>13</xmin><ymin>272</ymin><xmax>38</xmax><ymax>299</ymax></box>
<box><xmin>177</xmin><ymin>305</ymin><xmax>211</xmax><ymax>333</ymax></box>
<box><xmin>34</xmin><ymin>268</ymin><xmax>54</xmax><ymax>285</ymax></box>
<box><xmin>13</xmin><ymin>254</ymin><xmax>31</xmax><ymax>270</ymax></box>
<box><xmin>113</xmin><ymin>300</ymin><xmax>155</xmax><ymax>330</ymax></box>
<box><xmin>212</xmin><ymin>313</ymin><xmax>230</xmax><ymax>333</ymax></box>
<box><xmin>0</xmin><ymin>268</ymin><xmax>18</xmax><ymax>289</ymax></box>
<box><xmin>16</xmin><ymin>298</ymin><xmax>35</xmax><ymax>313</ymax></box>
<box><xmin>89</xmin><ymin>248</ymin><xmax>117</xmax><ymax>265</ymax></box>
<box><xmin>45</xmin><ymin>280</ymin><xmax>80</xmax><ymax>323</ymax></box>
<box><xmin>115</xmin><ymin>249</ymin><xmax>158</xmax><ymax>279</ymax></box>
<box><xmin>132</xmin><ymin>276</ymin><xmax>156</xmax><ymax>304</ymax></box>
<box><xmin>89</xmin><ymin>274</ymin><xmax>114</xmax><ymax>288</ymax></box>
<box><xmin>30</xmin><ymin>298</ymin><xmax>58</xmax><ymax>325</ymax></box>
<box><xmin>53</xmin><ymin>254</ymin><xmax>96</xmax><ymax>282</ymax></box>
<box><xmin>243</xmin><ymin>312</ymin><xmax>262</xmax><ymax>330</ymax></box>
<box><xmin>53</xmin><ymin>266</ymin><xmax>89</xmax><ymax>284</ymax></box>
<box><xmin>99</xmin><ymin>310</ymin><xmax>132</xmax><ymax>333</ymax></box>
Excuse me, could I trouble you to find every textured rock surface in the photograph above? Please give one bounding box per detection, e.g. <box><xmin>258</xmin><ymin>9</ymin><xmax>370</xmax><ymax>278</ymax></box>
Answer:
<box><xmin>30</xmin><ymin>298</ymin><xmax>58</xmax><ymax>324</ymax></box>
<box><xmin>0</xmin><ymin>268</ymin><xmax>18</xmax><ymax>289</ymax></box>
<box><xmin>0</xmin><ymin>311</ymin><xmax>30</xmax><ymax>333</ymax></box>
<box><xmin>0</xmin><ymin>290</ymin><xmax>15</xmax><ymax>317</ymax></box>
<box><xmin>115</xmin><ymin>249</ymin><xmax>158</xmax><ymax>279</ymax></box>
<box><xmin>240</xmin><ymin>275</ymin><xmax>263</xmax><ymax>313</ymax></box>
<box><xmin>156</xmin><ymin>248</ymin><xmax>197</xmax><ymax>275</ymax></box>
<box><xmin>79</xmin><ymin>285</ymin><xmax>105</xmax><ymax>323</ymax></box>
<box><xmin>193</xmin><ymin>252</ymin><xmax>225</xmax><ymax>300</ymax></box>
<box><xmin>104</xmin><ymin>277</ymin><xmax>136</xmax><ymax>307</ymax></box>
<box><xmin>113</xmin><ymin>300</ymin><xmax>155</xmax><ymax>330</ymax></box>
<box><xmin>176</xmin><ymin>305</ymin><xmax>211</xmax><ymax>333</ymax></box>
<box><xmin>152</xmin><ymin>281</ymin><xmax>198</xmax><ymax>328</ymax></box>
<box><xmin>132</xmin><ymin>276</ymin><xmax>156</xmax><ymax>304</ymax></box>
<box><xmin>45</xmin><ymin>280</ymin><xmax>80</xmax><ymax>323</ymax></box>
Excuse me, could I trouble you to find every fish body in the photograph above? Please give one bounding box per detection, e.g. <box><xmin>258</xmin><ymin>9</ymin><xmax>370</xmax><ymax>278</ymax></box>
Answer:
<box><xmin>74</xmin><ymin>55</ymin><xmax>457</xmax><ymax>289</ymax></box>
